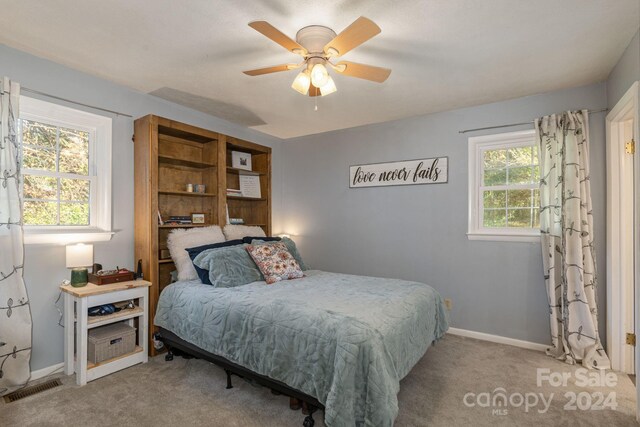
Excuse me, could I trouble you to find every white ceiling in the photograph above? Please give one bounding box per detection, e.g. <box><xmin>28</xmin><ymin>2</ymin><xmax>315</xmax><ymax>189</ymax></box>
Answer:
<box><xmin>0</xmin><ymin>0</ymin><xmax>638</xmax><ymax>139</ymax></box>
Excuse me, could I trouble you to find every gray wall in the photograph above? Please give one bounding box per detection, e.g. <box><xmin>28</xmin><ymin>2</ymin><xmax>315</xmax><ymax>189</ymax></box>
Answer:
<box><xmin>281</xmin><ymin>83</ymin><xmax>608</xmax><ymax>346</ymax></box>
<box><xmin>0</xmin><ymin>44</ymin><xmax>284</xmax><ymax>371</ymax></box>
<box><xmin>607</xmin><ymin>29</ymin><xmax>640</xmax><ymax>108</ymax></box>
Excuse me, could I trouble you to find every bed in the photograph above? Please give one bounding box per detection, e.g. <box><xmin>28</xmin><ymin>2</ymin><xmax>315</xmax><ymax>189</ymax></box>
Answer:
<box><xmin>154</xmin><ymin>269</ymin><xmax>448</xmax><ymax>427</ymax></box>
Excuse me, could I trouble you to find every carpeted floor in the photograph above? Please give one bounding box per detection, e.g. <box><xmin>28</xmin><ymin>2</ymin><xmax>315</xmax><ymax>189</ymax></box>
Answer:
<box><xmin>1</xmin><ymin>334</ymin><xmax>637</xmax><ymax>426</ymax></box>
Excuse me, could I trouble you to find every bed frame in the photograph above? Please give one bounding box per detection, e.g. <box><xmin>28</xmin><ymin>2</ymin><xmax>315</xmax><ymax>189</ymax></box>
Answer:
<box><xmin>157</xmin><ymin>327</ymin><xmax>324</xmax><ymax>427</ymax></box>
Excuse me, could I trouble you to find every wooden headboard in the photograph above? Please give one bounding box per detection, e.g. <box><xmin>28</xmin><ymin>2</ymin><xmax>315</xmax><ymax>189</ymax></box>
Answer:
<box><xmin>133</xmin><ymin>115</ymin><xmax>271</xmax><ymax>355</ymax></box>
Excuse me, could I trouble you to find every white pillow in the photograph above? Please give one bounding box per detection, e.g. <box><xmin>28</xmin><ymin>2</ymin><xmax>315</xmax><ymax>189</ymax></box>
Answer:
<box><xmin>167</xmin><ymin>226</ymin><xmax>225</xmax><ymax>281</ymax></box>
<box><xmin>223</xmin><ymin>224</ymin><xmax>266</xmax><ymax>241</ymax></box>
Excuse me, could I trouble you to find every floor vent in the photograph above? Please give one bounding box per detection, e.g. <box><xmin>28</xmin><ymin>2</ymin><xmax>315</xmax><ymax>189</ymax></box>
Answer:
<box><xmin>3</xmin><ymin>378</ymin><xmax>62</xmax><ymax>403</ymax></box>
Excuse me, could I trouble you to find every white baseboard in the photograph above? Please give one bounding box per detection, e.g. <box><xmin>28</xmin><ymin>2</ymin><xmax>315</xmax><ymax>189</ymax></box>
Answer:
<box><xmin>30</xmin><ymin>362</ymin><xmax>64</xmax><ymax>381</ymax></box>
<box><xmin>448</xmin><ymin>327</ymin><xmax>549</xmax><ymax>352</ymax></box>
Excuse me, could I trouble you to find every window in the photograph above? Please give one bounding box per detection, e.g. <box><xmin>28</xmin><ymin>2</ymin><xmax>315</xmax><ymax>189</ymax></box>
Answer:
<box><xmin>468</xmin><ymin>130</ymin><xmax>540</xmax><ymax>242</ymax></box>
<box><xmin>22</xmin><ymin>120</ymin><xmax>91</xmax><ymax>226</ymax></box>
<box><xmin>19</xmin><ymin>97</ymin><xmax>112</xmax><ymax>244</ymax></box>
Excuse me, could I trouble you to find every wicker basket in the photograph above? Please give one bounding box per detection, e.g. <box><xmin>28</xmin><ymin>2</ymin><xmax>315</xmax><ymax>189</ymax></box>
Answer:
<box><xmin>88</xmin><ymin>322</ymin><xmax>136</xmax><ymax>364</ymax></box>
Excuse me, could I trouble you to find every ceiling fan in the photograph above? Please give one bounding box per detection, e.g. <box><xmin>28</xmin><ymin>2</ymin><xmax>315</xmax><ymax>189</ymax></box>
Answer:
<box><xmin>243</xmin><ymin>17</ymin><xmax>391</xmax><ymax>97</ymax></box>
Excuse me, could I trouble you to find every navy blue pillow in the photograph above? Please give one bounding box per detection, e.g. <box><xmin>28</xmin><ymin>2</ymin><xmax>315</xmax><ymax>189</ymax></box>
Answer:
<box><xmin>241</xmin><ymin>236</ymin><xmax>281</xmax><ymax>244</ymax></box>
<box><xmin>186</xmin><ymin>239</ymin><xmax>244</xmax><ymax>285</ymax></box>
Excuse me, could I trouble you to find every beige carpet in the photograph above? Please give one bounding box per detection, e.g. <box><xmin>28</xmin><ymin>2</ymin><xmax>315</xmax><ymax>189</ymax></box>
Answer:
<box><xmin>1</xmin><ymin>334</ymin><xmax>637</xmax><ymax>426</ymax></box>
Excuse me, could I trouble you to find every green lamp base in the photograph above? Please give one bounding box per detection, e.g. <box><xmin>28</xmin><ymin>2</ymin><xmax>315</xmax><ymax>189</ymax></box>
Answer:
<box><xmin>70</xmin><ymin>268</ymin><xmax>89</xmax><ymax>287</ymax></box>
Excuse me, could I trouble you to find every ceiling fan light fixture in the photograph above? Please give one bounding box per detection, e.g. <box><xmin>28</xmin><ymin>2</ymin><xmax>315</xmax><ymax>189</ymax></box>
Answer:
<box><xmin>310</xmin><ymin>63</ymin><xmax>330</xmax><ymax>88</ymax></box>
<box><xmin>291</xmin><ymin>70</ymin><xmax>311</xmax><ymax>95</ymax></box>
<box><xmin>319</xmin><ymin>76</ymin><xmax>337</xmax><ymax>96</ymax></box>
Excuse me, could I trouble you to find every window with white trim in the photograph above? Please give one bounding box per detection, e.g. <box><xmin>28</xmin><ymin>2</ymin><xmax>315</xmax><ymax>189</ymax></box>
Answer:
<box><xmin>468</xmin><ymin>130</ymin><xmax>540</xmax><ymax>242</ymax></box>
<box><xmin>19</xmin><ymin>97</ymin><xmax>112</xmax><ymax>244</ymax></box>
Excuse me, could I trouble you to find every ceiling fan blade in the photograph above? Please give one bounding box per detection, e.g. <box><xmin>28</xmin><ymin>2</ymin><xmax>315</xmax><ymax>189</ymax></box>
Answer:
<box><xmin>243</xmin><ymin>63</ymin><xmax>301</xmax><ymax>76</ymax></box>
<box><xmin>248</xmin><ymin>21</ymin><xmax>308</xmax><ymax>55</ymax></box>
<box><xmin>323</xmin><ymin>17</ymin><xmax>381</xmax><ymax>57</ymax></box>
<box><xmin>335</xmin><ymin>61</ymin><xmax>391</xmax><ymax>83</ymax></box>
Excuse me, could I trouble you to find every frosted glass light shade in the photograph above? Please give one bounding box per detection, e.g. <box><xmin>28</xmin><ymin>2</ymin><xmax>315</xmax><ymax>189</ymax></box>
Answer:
<box><xmin>310</xmin><ymin>63</ymin><xmax>329</xmax><ymax>88</ymax></box>
<box><xmin>291</xmin><ymin>71</ymin><xmax>311</xmax><ymax>95</ymax></box>
<box><xmin>319</xmin><ymin>76</ymin><xmax>337</xmax><ymax>96</ymax></box>
<box><xmin>66</xmin><ymin>243</ymin><xmax>93</xmax><ymax>268</ymax></box>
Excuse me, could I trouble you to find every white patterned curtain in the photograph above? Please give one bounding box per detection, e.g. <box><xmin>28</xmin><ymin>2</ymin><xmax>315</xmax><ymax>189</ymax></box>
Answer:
<box><xmin>535</xmin><ymin>110</ymin><xmax>609</xmax><ymax>369</ymax></box>
<box><xmin>0</xmin><ymin>77</ymin><xmax>32</xmax><ymax>395</ymax></box>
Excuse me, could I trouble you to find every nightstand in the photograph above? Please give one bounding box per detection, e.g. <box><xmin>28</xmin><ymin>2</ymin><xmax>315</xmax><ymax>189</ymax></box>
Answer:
<box><xmin>61</xmin><ymin>280</ymin><xmax>152</xmax><ymax>385</ymax></box>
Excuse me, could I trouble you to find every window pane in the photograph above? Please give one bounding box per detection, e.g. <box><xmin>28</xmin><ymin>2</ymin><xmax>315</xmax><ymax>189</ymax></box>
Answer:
<box><xmin>483</xmin><ymin>149</ymin><xmax>506</xmax><ymax>169</ymax></box>
<box><xmin>507</xmin><ymin>146</ymin><xmax>532</xmax><ymax>166</ymax></box>
<box><xmin>23</xmin><ymin>200</ymin><xmax>57</xmax><ymax>225</ymax></box>
<box><xmin>483</xmin><ymin>190</ymin><xmax>506</xmax><ymax>209</ymax></box>
<box><xmin>533</xmin><ymin>208</ymin><xmax>540</xmax><ymax>228</ymax></box>
<box><xmin>532</xmin><ymin>165</ymin><xmax>540</xmax><ymax>182</ymax></box>
<box><xmin>60</xmin><ymin>202</ymin><xmax>89</xmax><ymax>225</ymax></box>
<box><xmin>507</xmin><ymin>208</ymin><xmax>532</xmax><ymax>228</ymax></box>
<box><xmin>22</xmin><ymin>120</ymin><xmax>56</xmax><ymax>148</ymax></box>
<box><xmin>484</xmin><ymin>168</ymin><xmax>507</xmax><ymax>186</ymax></box>
<box><xmin>507</xmin><ymin>189</ymin><xmax>532</xmax><ymax>208</ymax></box>
<box><xmin>23</xmin><ymin>146</ymin><xmax>56</xmax><ymax>171</ymax></box>
<box><xmin>508</xmin><ymin>166</ymin><xmax>533</xmax><ymax>184</ymax></box>
<box><xmin>60</xmin><ymin>178</ymin><xmax>90</xmax><ymax>201</ymax></box>
<box><xmin>59</xmin><ymin>127</ymin><xmax>89</xmax><ymax>175</ymax></box>
<box><xmin>24</xmin><ymin>175</ymin><xmax>57</xmax><ymax>200</ymax></box>
<box><xmin>483</xmin><ymin>209</ymin><xmax>506</xmax><ymax>227</ymax></box>
<box><xmin>533</xmin><ymin>189</ymin><xmax>540</xmax><ymax>207</ymax></box>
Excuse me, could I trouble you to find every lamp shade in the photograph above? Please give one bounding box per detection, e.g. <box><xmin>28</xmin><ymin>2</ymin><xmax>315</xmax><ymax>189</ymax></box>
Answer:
<box><xmin>319</xmin><ymin>76</ymin><xmax>337</xmax><ymax>96</ymax></box>
<box><xmin>291</xmin><ymin>71</ymin><xmax>311</xmax><ymax>95</ymax></box>
<box><xmin>66</xmin><ymin>243</ymin><xmax>94</xmax><ymax>268</ymax></box>
<box><xmin>310</xmin><ymin>63</ymin><xmax>329</xmax><ymax>88</ymax></box>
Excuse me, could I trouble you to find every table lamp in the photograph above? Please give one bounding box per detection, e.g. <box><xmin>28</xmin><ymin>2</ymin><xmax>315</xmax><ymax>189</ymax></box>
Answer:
<box><xmin>66</xmin><ymin>243</ymin><xmax>93</xmax><ymax>287</ymax></box>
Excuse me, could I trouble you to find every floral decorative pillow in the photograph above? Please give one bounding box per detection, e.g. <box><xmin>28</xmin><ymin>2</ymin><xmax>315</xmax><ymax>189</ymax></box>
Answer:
<box><xmin>251</xmin><ymin>237</ymin><xmax>308</xmax><ymax>271</ymax></box>
<box><xmin>246</xmin><ymin>242</ymin><xmax>304</xmax><ymax>285</ymax></box>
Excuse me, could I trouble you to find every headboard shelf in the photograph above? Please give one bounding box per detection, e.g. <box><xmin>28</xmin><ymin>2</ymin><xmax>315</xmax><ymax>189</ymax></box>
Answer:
<box><xmin>227</xmin><ymin>196</ymin><xmax>267</xmax><ymax>201</ymax></box>
<box><xmin>158</xmin><ymin>155</ymin><xmax>216</xmax><ymax>169</ymax></box>
<box><xmin>226</xmin><ymin>167</ymin><xmax>265</xmax><ymax>176</ymax></box>
<box><xmin>134</xmin><ymin>114</ymin><xmax>272</xmax><ymax>356</ymax></box>
<box><xmin>158</xmin><ymin>190</ymin><xmax>216</xmax><ymax>197</ymax></box>
<box><xmin>157</xmin><ymin>121</ymin><xmax>218</xmax><ymax>143</ymax></box>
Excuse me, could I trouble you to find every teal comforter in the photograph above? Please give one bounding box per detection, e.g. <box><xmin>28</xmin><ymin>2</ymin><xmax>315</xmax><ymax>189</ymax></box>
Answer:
<box><xmin>155</xmin><ymin>270</ymin><xmax>448</xmax><ymax>426</ymax></box>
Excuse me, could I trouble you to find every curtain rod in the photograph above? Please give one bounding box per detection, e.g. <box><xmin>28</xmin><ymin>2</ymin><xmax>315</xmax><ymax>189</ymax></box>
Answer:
<box><xmin>21</xmin><ymin>87</ymin><xmax>133</xmax><ymax>118</ymax></box>
<box><xmin>458</xmin><ymin>108</ymin><xmax>608</xmax><ymax>134</ymax></box>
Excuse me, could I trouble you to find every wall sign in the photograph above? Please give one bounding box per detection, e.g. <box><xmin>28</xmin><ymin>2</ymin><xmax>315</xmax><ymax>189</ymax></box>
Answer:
<box><xmin>349</xmin><ymin>157</ymin><xmax>448</xmax><ymax>188</ymax></box>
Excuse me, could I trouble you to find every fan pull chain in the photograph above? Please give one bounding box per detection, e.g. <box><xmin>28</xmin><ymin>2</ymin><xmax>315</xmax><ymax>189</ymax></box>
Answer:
<box><xmin>314</xmin><ymin>95</ymin><xmax>318</xmax><ymax>111</ymax></box>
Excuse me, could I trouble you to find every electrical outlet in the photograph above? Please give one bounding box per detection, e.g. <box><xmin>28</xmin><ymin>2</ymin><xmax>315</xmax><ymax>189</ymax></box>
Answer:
<box><xmin>444</xmin><ymin>298</ymin><xmax>452</xmax><ymax>310</ymax></box>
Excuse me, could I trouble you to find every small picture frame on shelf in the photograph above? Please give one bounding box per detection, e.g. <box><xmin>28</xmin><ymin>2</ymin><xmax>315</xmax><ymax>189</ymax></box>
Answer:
<box><xmin>191</xmin><ymin>213</ymin><xmax>205</xmax><ymax>224</ymax></box>
<box><xmin>239</xmin><ymin>175</ymin><xmax>261</xmax><ymax>198</ymax></box>
<box><xmin>232</xmin><ymin>151</ymin><xmax>252</xmax><ymax>171</ymax></box>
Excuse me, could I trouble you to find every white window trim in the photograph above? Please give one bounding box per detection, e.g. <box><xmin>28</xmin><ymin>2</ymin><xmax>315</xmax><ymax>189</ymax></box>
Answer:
<box><xmin>467</xmin><ymin>129</ymin><xmax>540</xmax><ymax>242</ymax></box>
<box><xmin>19</xmin><ymin>96</ymin><xmax>113</xmax><ymax>245</ymax></box>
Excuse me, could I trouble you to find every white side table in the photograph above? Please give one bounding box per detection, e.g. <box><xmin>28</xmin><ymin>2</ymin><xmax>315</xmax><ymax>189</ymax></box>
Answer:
<box><xmin>61</xmin><ymin>280</ymin><xmax>152</xmax><ymax>385</ymax></box>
